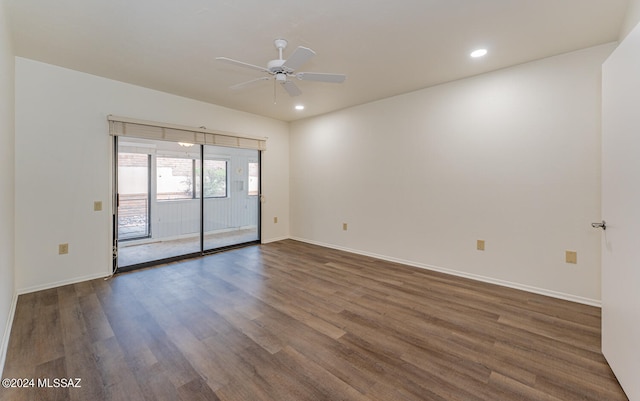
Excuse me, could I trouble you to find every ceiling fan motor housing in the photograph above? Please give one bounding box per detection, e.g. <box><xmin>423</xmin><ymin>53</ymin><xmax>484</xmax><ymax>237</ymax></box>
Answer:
<box><xmin>268</xmin><ymin>59</ymin><xmax>287</xmax><ymax>74</ymax></box>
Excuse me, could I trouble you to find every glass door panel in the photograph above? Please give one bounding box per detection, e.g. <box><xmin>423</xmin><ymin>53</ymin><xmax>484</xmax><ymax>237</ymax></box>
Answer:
<box><xmin>117</xmin><ymin>138</ymin><xmax>201</xmax><ymax>268</ymax></box>
<box><xmin>154</xmin><ymin>151</ymin><xmax>201</xmax><ymax>258</ymax></box>
<box><xmin>203</xmin><ymin>146</ymin><xmax>259</xmax><ymax>252</ymax></box>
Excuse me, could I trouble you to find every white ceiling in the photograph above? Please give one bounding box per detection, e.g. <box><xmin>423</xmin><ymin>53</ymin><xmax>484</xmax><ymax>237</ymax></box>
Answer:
<box><xmin>6</xmin><ymin>0</ymin><xmax>630</xmax><ymax>122</ymax></box>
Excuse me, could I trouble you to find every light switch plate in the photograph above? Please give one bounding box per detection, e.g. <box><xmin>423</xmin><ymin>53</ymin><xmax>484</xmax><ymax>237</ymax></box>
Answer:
<box><xmin>94</xmin><ymin>201</ymin><xmax>102</xmax><ymax>211</ymax></box>
<box><xmin>477</xmin><ymin>240</ymin><xmax>485</xmax><ymax>251</ymax></box>
<box><xmin>566</xmin><ymin>250</ymin><xmax>577</xmax><ymax>264</ymax></box>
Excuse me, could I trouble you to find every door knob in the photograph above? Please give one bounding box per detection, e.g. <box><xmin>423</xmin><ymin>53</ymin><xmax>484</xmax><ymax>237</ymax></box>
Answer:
<box><xmin>591</xmin><ymin>220</ymin><xmax>606</xmax><ymax>230</ymax></box>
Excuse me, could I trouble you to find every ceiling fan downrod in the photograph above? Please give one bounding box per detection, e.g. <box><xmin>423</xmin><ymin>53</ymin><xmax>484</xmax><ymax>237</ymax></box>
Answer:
<box><xmin>274</xmin><ymin>39</ymin><xmax>288</xmax><ymax>60</ymax></box>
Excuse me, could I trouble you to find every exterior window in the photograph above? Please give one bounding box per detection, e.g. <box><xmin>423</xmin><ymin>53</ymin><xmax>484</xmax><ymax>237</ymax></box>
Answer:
<box><xmin>117</xmin><ymin>152</ymin><xmax>150</xmax><ymax>240</ymax></box>
<box><xmin>157</xmin><ymin>157</ymin><xmax>227</xmax><ymax>200</ymax></box>
<box><xmin>248</xmin><ymin>162</ymin><xmax>259</xmax><ymax>196</ymax></box>
<box><xmin>204</xmin><ymin>160</ymin><xmax>227</xmax><ymax>198</ymax></box>
<box><xmin>157</xmin><ymin>157</ymin><xmax>194</xmax><ymax>200</ymax></box>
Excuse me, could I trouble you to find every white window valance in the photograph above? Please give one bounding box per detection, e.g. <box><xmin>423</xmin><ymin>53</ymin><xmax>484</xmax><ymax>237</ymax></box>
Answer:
<box><xmin>108</xmin><ymin>115</ymin><xmax>267</xmax><ymax>151</ymax></box>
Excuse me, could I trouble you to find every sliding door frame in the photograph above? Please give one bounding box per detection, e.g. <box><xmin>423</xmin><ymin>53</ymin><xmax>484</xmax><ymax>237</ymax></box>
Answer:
<box><xmin>112</xmin><ymin>137</ymin><xmax>261</xmax><ymax>273</ymax></box>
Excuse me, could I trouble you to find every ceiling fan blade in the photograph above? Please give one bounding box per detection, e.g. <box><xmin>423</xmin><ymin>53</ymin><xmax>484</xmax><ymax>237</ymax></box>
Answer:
<box><xmin>282</xmin><ymin>46</ymin><xmax>315</xmax><ymax>71</ymax></box>
<box><xmin>281</xmin><ymin>80</ymin><xmax>302</xmax><ymax>97</ymax></box>
<box><xmin>216</xmin><ymin>57</ymin><xmax>269</xmax><ymax>73</ymax></box>
<box><xmin>297</xmin><ymin>72</ymin><xmax>346</xmax><ymax>83</ymax></box>
<box><xmin>230</xmin><ymin>76</ymin><xmax>270</xmax><ymax>90</ymax></box>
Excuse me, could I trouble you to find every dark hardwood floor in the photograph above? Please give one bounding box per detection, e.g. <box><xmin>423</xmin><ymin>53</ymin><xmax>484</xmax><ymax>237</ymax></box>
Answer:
<box><xmin>0</xmin><ymin>240</ymin><xmax>628</xmax><ymax>401</ymax></box>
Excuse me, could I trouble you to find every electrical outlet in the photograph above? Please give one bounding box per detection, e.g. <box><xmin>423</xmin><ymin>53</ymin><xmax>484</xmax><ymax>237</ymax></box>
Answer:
<box><xmin>274</xmin><ymin>217</ymin><xmax>278</xmax><ymax>224</ymax></box>
<box><xmin>59</xmin><ymin>243</ymin><xmax>69</xmax><ymax>255</ymax></box>
<box><xmin>343</xmin><ymin>223</ymin><xmax>348</xmax><ymax>231</ymax></box>
<box><xmin>94</xmin><ymin>201</ymin><xmax>102</xmax><ymax>211</ymax></box>
<box><xmin>566</xmin><ymin>250</ymin><xmax>577</xmax><ymax>264</ymax></box>
<box><xmin>477</xmin><ymin>240</ymin><xmax>485</xmax><ymax>251</ymax></box>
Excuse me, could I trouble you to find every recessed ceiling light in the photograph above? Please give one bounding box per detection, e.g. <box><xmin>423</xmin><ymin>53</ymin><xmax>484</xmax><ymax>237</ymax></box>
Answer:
<box><xmin>470</xmin><ymin>48</ymin><xmax>488</xmax><ymax>58</ymax></box>
<box><xmin>295</xmin><ymin>105</ymin><xmax>305</xmax><ymax>110</ymax></box>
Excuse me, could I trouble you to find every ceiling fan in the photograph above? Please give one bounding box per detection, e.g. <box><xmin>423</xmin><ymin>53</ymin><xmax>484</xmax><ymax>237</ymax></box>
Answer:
<box><xmin>216</xmin><ymin>39</ymin><xmax>346</xmax><ymax>97</ymax></box>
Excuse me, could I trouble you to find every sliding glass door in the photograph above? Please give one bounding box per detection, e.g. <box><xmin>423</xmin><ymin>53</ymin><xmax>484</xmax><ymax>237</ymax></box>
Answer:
<box><xmin>114</xmin><ymin>137</ymin><xmax>260</xmax><ymax>270</ymax></box>
<box><xmin>152</xmin><ymin>145</ymin><xmax>202</xmax><ymax>261</ymax></box>
<box><xmin>202</xmin><ymin>146</ymin><xmax>259</xmax><ymax>252</ymax></box>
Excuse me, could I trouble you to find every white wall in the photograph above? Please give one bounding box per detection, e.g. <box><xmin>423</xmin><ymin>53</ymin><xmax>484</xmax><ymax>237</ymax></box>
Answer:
<box><xmin>620</xmin><ymin>0</ymin><xmax>640</xmax><ymax>40</ymax></box>
<box><xmin>290</xmin><ymin>43</ymin><xmax>614</xmax><ymax>304</ymax></box>
<box><xmin>15</xmin><ymin>57</ymin><xmax>290</xmax><ymax>292</ymax></box>
<box><xmin>0</xmin><ymin>0</ymin><xmax>15</xmax><ymax>377</ymax></box>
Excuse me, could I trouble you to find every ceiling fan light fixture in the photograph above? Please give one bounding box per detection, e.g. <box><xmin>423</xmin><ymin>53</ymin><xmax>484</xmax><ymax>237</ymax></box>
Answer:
<box><xmin>470</xmin><ymin>48</ymin><xmax>488</xmax><ymax>58</ymax></box>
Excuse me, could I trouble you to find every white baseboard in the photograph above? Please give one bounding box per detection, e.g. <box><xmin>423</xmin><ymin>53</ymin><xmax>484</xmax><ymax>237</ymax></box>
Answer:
<box><xmin>17</xmin><ymin>271</ymin><xmax>112</xmax><ymax>296</ymax></box>
<box><xmin>261</xmin><ymin>235</ymin><xmax>290</xmax><ymax>244</ymax></box>
<box><xmin>289</xmin><ymin>237</ymin><xmax>601</xmax><ymax>308</ymax></box>
<box><xmin>0</xmin><ymin>291</ymin><xmax>18</xmax><ymax>379</ymax></box>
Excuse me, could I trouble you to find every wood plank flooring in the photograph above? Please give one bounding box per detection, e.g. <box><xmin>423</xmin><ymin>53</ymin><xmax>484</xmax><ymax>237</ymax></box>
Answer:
<box><xmin>0</xmin><ymin>240</ymin><xmax>628</xmax><ymax>401</ymax></box>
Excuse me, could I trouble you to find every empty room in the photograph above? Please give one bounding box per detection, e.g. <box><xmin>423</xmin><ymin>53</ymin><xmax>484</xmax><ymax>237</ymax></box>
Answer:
<box><xmin>1</xmin><ymin>0</ymin><xmax>639</xmax><ymax>400</ymax></box>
